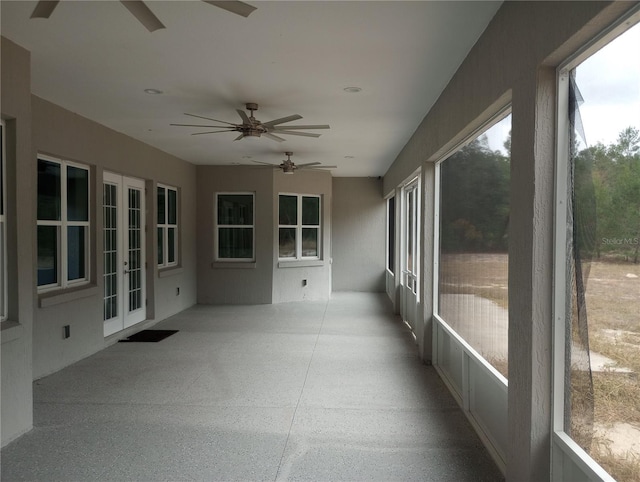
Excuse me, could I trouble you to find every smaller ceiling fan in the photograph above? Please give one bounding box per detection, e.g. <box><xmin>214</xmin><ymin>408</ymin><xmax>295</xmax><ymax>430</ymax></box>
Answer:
<box><xmin>171</xmin><ymin>103</ymin><xmax>330</xmax><ymax>142</ymax></box>
<box><xmin>30</xmin><ymin>0</ymin><xmax>256</xmax><ymax>32</ymax></box>
<box><xmin>253</xmin><ymin>152</ymin><xmax>337</xmax><ymax>175</ymax></box>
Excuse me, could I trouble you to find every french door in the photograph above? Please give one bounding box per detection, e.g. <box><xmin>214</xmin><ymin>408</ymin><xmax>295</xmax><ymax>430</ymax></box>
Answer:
<box><xmin>401</xmin><ymin>177</ymin><xmax>420</xmax><ymax>332</ymax></box>
<box><xmin>103</xmin><ymin>173</ymin><xmax>146</xmax><ymax>337</ymax></box>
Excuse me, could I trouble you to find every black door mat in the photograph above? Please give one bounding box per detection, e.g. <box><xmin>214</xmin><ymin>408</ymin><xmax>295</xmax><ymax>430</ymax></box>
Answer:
<box><xmin>119</xmin><ymin>329</ymin><xmax>178</xmax><ymax>343</ymax></box>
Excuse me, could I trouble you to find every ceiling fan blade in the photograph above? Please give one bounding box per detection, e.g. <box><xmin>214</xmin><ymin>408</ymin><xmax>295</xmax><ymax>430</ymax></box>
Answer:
<box><xmin>263</xmin><ymin>115</ymin><xmax>303</xmax><ymax>127</ymax></box>
<box><xmin>296</xmin><ymin>162</ymin><xmax>322</xmax><ymax>167</ymax></box>
<box><xmin>307</xmin><ymin>166</ymin><xmax>338</xmax><ymax>169</ymax></box>
<box><xmin>120</xmin><ymin>1</ymin><xmax>165</xmax><ymax>32</ymax></box>
<box><xmin>202</xmin><ymin>1</ymin><xmax>257</xmax><ymax>18</ymax></box>
<box><xmin>234</xmin><ymin>134</ymin><xmax>245</xmax><ymax>141</ymax></box>
<box><xmin>31</xmin><ymin>0</ymin><xmax>60</xmax><ymax>19</ymax></box>
<box><xmin>271</xmin><ymin>130</ymin><xmax>321</xmax><ymax>138</ymax></box>
<box><xmin>252</xmin><ymin>160</ymin><xmax>277</xmax><ymax>166</ymax></box>
<box><xmin>236</xmin><ymin>109</ymin><xmax>251</xmax><ymax>124</ymax></box>
<box><xmin>184</xmin><ymin>113</ymin><xmax>239</xmax><ymax>126</ymax></box>
<box><xmin>170</xmin><ymin>123</ymin><xmax>234</xmax><ymax>129</ymax></box>
<box><xmin>191</xmin><ymin>130</ymin><xmax>235</xmax><ymax>135</ymax></box>
<box><xmin>263</xmin><ymin>133</ymin><xmax>286</xmax><ymax>142</ymax></box>
<box><xmin>271</xmin><ymin>125</ymin><xmax>330</xmax><ymax>130</ymax></box>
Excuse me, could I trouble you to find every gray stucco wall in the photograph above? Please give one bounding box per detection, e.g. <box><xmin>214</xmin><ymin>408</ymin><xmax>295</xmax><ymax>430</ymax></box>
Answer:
<box><xmin>29</xmin><ymin>97</ymin><xmax>198</xmax><ymax>379</ymax></box>
<box><xmin>1</xmin><ymin>37</ymin><xmax>35</xmax><ymax>447</ymax></box>
<box><xmin>196</xmin><ymin>166</ymin><xmax>333</xmax><ymax>304</ymax></box>
<box><xmin>332</xmin><ymin>177</ymin><xmax>385</xmax><ymax>292</ymax></box>
<box><xmin>196</xmin><ymin>165</ymin><xmax>274</xmax><ymax>305</ymax></box>
<box><xmin>272</xmin><ymin>169</ymin><xmax>332</xmax><ymax>303</ymax></box>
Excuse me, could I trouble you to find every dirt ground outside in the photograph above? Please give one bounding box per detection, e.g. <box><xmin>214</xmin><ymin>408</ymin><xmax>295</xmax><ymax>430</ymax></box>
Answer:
<box><xmin>438</xmin><ymin>254</ymin><xmax>640</xmax><ymax>480</ymax></box>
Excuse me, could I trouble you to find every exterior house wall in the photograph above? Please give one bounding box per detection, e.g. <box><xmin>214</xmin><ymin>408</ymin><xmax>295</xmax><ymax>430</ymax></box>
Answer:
<box><xmin>196</xmin><ymin>166</ymin><xmax>274</xmax><ymax>305</ymax></box>
<box><xmin>30</xmin><ymin>97</ymin><xmax>198</xmax><ymax>379</ymax></box>
<box><xmin>196</xmin><ymin>166</ymin><xmax>334</xmax><ymax>305</ymax></box>
<box><xmin>332</xmin><ymin>177</ymin><xmax>385</xmax><ymax>292</ymax></box>
<box><xmin>1</xmin><ymin>37</ymin><xmax>35</xmax><ymax>447</ymax></box>
<box><xmin>272</xmin><ymin>169</ymin><xmax>332</xmax><ymax>303</ymax></box>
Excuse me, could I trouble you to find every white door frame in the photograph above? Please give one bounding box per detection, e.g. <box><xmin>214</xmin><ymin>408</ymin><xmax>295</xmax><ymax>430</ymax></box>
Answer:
<box><xmin>401</xmin><ymin>176</ymin><xmax>420</xmax><ymax>331</ymax></box>
<box><xmin>103</xmin><ymin>172</ymin><xmax>146</xmax><ymax>337</ymax></box>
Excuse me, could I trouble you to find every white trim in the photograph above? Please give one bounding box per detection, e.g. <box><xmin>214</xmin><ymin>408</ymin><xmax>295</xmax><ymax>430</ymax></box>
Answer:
<box><xmin>432</xmin><ymin>160</ymin><xmax>441</xmax><ymax>322</ymax></box>
<box><xmin>278</xmin><ymin>260</ymin><xmax>324</xmax><ymax>269</ymax></box>
<box><xmin>36</xmin><ymin>155</ymin><xmax>91</xmax><ymax>292</ymax></box>
<box><xmin>157</xmin><ymin>183</ymin><xmax>179</xmax><ymax>269</ymax></box>
<box><xmin>553</xmin><ymin>433</ymin><xmax>616</xmax><ymax>482</ymax></box>
<box><xmin>552</xmin><ymin>66</ymin><xmax>571</xmax><ymax>435</ymax></box>
<box><xmin>215</xmin><ymin>192</ymin><xmax>256</xmax><ymax>262</ymax></box>
<box><xmin>551</xmin><ymin>9</ymin><xmax>640</xmax><ymax>481</ymax></box>
<box><xmin>385</xmin><ymin>195</ymin><xmax>396</xmax><ymax>275</ymax></box>
<box><xmin>433</xmin><ymin>106</ymin><xmax>512</xmax><ymax>168</ymax></box>
<box><xmin>0</xmin><ymin>121</ymin><xmax>6</xmax><ymax>322</ymax></box>
<box><xmin>277</xmin><ymin>193</ymin><xmax>321</xmax><ymax>261</ymax></box>
<box><xmin>103</xmin><ymin>173</ymin><xmax>147</xmax><ymax>336</ymax></box>
<box><xmin>557</xmin><ymin>5</ymin><xmax>640</xmax><ymax>75</ymax></box>
<box><xmin>434</xmin><ymin>313</ymin><xmax>509</xmax><ymax>388</ymax></box>
<box><xmin>402</xmin><ymin>179</ymin><xmax>420</xmax><ymax>295</ymax></box>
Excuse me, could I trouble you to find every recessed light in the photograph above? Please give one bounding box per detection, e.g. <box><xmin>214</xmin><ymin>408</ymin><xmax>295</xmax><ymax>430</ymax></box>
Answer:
<box><xmin>242</xmin><ymin>156</ymin><xmax>252</xmax><ymax>159</ymax></box>
<box><xmin>343</xmin><ymin>87</ymin><xmax>362</xmax><ymax>93</ymax></box>
<box><xmin>344</xmin><ymin>155</ymin><xmax>355</xmax><ymax>159</ymax></box>
<box><xmin>144</xmin><ymin>88</ymin><xmax>163</xmax><ymax>95</ymax></box>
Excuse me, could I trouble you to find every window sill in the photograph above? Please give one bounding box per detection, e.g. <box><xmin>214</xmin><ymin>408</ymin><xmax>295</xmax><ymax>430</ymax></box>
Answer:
<box><xmin>211</xmin><ymin>262</ymin><xmax>256</xmax><ymax>269</ymax></box>
<box><xmin>1</xmin><ymin>320</ymin><xmax>23</xmax><ymax>345</ymax></box>
<box><xmin>158</xmin><ymin>266</ymin><xmax>183</xmax><ymax>278</ymax></box>
<box><xmin>39</xmin><ymin>284</ymin><xmax>100</xmax><ymax>308</ymax></box>
<box><xmin>278</xmin><ymin>260</ymin><xmax>325</xmax><ymax>268</ymax></box>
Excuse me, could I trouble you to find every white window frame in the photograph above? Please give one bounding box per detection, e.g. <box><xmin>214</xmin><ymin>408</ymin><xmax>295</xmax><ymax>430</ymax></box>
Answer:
<box><xmin>386</xmin><ymin>194</ymin><xmax>395</xmax><ymax>275</ymax></box>
<box><xmin>1</xmin><ymin>121</ymin><xmax>7</xmax><ymax>321</ymax></box>
<box><xmin>37</xmin><ymin>155</ymin><xmax>91</xmax><ymax>292</ymax></box>
<box><xmin>215</xmin><ymin>192</ymin><xmax>255</xmax><ymax>262</ymax></box>
<box><xmin>402</xmin><ymin>178</ymin><xmax>419</xmax><ymax>295</ymax></box>
<box><xmin>278</xmin><ymin>193</ymin><xmax>321</xmax><ymax>261</ymax></box>
<box><xmin>552</xmin><ymin>8</ymin><xmax>640</xmax><ymax>482</ymax></box>
<box><xmin>157</xmin><ymin>184</ymin><xmax>178</xmax><ymax>269</ymax></box>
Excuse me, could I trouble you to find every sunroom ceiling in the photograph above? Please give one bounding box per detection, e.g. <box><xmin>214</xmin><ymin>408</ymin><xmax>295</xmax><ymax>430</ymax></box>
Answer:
<box><xmin>1</xmin><ymin>1</ymin><xmax>502</xmax><ymax>176</ymax></box>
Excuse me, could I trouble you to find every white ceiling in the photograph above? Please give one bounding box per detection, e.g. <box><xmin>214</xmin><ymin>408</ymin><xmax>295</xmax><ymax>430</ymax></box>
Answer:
<box><xmin>1</xmin><ymin>0</ymin><xmax>501</xmax><ymax>176</ymax></box>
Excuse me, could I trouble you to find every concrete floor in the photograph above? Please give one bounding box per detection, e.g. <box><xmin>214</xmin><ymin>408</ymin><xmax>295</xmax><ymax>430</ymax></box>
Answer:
<box><xmin>1</xmin><ymin>292</ymin><xmax>503</xmax><ymax>481</ymax></box>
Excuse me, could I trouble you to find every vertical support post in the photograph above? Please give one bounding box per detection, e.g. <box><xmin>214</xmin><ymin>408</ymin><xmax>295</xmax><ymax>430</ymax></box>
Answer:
<box><xmin>507</xmin><ymin>67</ymin><xmax>556</xmax><ymax>481</ymax></box>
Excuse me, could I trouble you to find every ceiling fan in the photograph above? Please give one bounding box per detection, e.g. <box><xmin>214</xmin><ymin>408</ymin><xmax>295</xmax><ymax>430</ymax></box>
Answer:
<box><xmin>171</xmin><ymin>103</ymin><xmax>330</xmax><ymax>142</ymax></box>
<box><xmin>30</xmin><ymin>0</ymin><xmax>256</xmax><ymax>32</ymax></box>
<box><xmin>253</xmin><ymin>152</ymin><xmax>337</xmax><ymax>175</ymax></box>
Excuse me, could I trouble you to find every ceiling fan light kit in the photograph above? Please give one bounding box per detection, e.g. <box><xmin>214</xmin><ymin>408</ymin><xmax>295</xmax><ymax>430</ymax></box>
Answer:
<box><xmin>252</xmin><ymin>152</ymin><xmax>337</xmax><ymax>175</ymax></box>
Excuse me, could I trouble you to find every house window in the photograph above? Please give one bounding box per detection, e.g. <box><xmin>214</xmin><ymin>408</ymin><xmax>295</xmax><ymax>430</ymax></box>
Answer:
<box><xmin>436</xmin><ymin>112</ymin><xmax>511</xmax><ymax>379</ymax></box>
<box><xmin>157</xmin><ymin>184</ymin><xmax>178</xmax><ymax>268</ymax></box>
<box><xmin>1</xmin><ymin>121</ymin><xmax>6</xmax><ymax>320</ymax></box>
<box><xmin>216</xmin><ymin>193</ymin><xmax>254</xmax><ymax>261</ymax></box>
<box><xmin>37</xmin><ymin>156</ymin><xmax>90</xmax><ymax>290</ymax></box>
<box><xmin>554</xmin><ymin>18</ymin><xmax>640</xmax><ymax>481</ymax></box>
<box><xmin>279</xmin><ymin>194</ymin><xmax>321</xmax><ymax>260</ymax></box>
<box><xmin>404</xmin><ymin>180</ymin><xmax>419</xmax><ymax>294</ymax></box>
